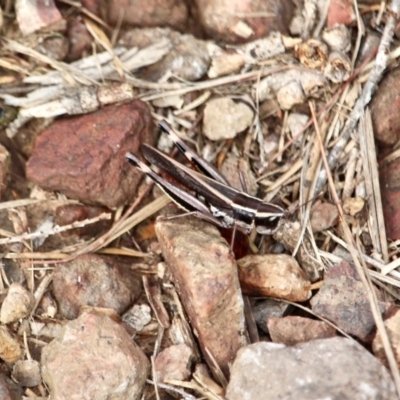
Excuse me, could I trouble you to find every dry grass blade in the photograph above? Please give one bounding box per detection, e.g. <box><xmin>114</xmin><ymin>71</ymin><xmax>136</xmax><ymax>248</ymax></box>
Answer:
<box><xmin>97</xmin><ymin>247</ymin><xmax>150</xmax><ymax>258</ymax></box>
<box><xmin>73</xmin><ymin>194</ymin><xmax>170</xmax><ymax>256</ymax></box>
<box><xmin>358</xmin><ymin>110</ymin><xmax>388</xmax><ymax>262</ymax></box>
<box><xmin>95</xmin><ymin>195</ymin><xmax>170</xmax><ymax>248</ymax></box>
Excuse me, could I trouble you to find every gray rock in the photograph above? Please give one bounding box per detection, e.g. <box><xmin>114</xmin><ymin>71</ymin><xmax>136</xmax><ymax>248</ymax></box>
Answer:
<box><xmin>226</xmin><ymin>337</ymin><xmax>396</xmax><ymax>400</ymax></box>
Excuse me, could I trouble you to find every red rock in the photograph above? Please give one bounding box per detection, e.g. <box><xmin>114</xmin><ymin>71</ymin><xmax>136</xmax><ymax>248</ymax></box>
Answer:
<box><xmin>0</xmin><ymin>144</ymin><xmax>10</xmax><ymax>200</ymax></box>
<box><xmin>108</xmin><ymin>0</ymin><xmax>188</xmax><ymax>31</ymax></box>
<box><xmin>41</xmin><ymin>310</ymin><xmax>149</xmax><ymax>399</ymax></box>
<box><xmin>195</xmin><ymin>0</ymin><xmax>294</xmax><ymax>44</ymax></box>
<box><xmin>268</xmin><ymin>316</ymin><xmax>336</xmax><ymax>345</ymax></box>
<box><xmin>155</xmin><ymin>216</ymin><xmax>248</xmax><ymax>379</ymax></box>
<box><xmin>26</xmin><ymin>100</ymin><xmax>154</xmax><ymax>208</ymax></box>
<box><xmin>52</xmin><ymin>254</ymin><xmax>142</xmax><ymax>319</ymax></box>
<box><xmin>65</xmin><ymin>17</ymin><xmax>94</xmax><ymax>62</ymax></box>
<box><xmin>379</xmin><ymin>157</ymin><xmax>400</xmax><ymax>240</ymax></box>
<box><xmin>371</xmin><ymin>67</ymin><xmax>400</xmax><ymax>147</ymax></box>
<box><xmin>155</xmin><ymin>344</ymin><xmax>193</xmax><ymax>382</ymax></box>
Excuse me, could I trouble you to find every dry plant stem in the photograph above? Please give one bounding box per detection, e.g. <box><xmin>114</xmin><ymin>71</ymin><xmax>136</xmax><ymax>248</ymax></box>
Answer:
<box><xmin>0</xmin><ymin>213</ymin><xmax>111</xmax><ymax>245</ymax></box>
<box><xmin>140</xmin><ymin>65</ymin><xmax>305</xmax><ymax>102</ymax></box>
<box><xmin>315</xmin><ymin>0</ymin><xmax>400</xmax><ymax>194</ymax></box>
<box><xmin>351</xmin><ymin>0</ymin><xmax>365</xmax><ymax>67</ymax></box>
<box><xmin>151</xmin><ymin>326</ymin><xmax>165</xmax><ymax>400</ymax></box>
<box><xmin>151</xmin><ymin>356</ymin><xmax>160</xmax><ymax>400</ymax></box>
<box><xmin>23</xmin><ymin>331</ymin><xmax>32</xmax><ymax>361</ymax></box>
<box><xmin>358</xmin><ymin>110</ymin><xmax>388</xmax><ymax>262</ymax></box>
<box><xmin>310</xmin><ymin>103</ymin><xmax>400</xmax><ymax>397</ymax></box>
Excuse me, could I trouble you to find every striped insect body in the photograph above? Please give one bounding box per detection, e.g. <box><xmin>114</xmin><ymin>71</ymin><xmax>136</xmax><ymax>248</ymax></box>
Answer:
<box><xmin>126</xmin><ymin>121</ymin><xmax>286</xmax><ymax>235</ymax></box>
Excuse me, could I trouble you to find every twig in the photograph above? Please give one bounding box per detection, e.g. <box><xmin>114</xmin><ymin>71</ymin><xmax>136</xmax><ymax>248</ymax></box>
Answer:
<box><xmin>0</xmin><ymin>213</ymin><xmax>111</xmax><ymax>245</ymax></box>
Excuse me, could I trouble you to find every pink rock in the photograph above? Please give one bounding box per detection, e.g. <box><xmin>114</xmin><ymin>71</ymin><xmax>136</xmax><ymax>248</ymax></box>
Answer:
<box><xmin>237</xmin><ymin>254</ymin><xmax>312</xmax><ymax>302</ymax></box>
<box><xmin>155</xmin><ymin>344</ymin><xmax>193</xmax><ymax>382</ymax></box>
<box><xmin>268</xmin><ymin>316</ymin><xmax>336</xmax><ymax>346</ymax></box>
<box><xmin>155</xmin><ymin>216</ymin><xmax>248</xmax><ymax>379</ymax></box>
<box><xmin>16</xmin><ymin>0</ymin><xmax>65</xmax><ymax>35</ymax></box>
<box><xmin>41</xmin><ymin>310</ymin><xmax>149</xmax><ymax>399</ymax></box>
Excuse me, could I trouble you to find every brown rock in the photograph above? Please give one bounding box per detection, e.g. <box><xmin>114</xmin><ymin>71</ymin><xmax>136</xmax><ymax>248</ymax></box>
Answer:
<box><xmin>108</xmin><ymin>0</ymin><xmax>188</xmax><ymax>31</ymax></box>
<box><xmin>380</xmin><ymin>157</ymin><xmax>400</xmax><ymax>240</ymax></box>
<box><xmin>34</xmin><ymin>35</ymin><xmax>69</xmax><ymax>62</ymax></box>
<box><xmin>237</xmin><ymin>254</ymin><xmax>312</xmax><ymax>302</ymax></box>
<box><xmin>195</xmin><ymin>0</ymin><xmax>294</xmax><ymax>44</ymax></box>
<box><xmin>155</xmin><ymin>344</ymin><xmax>193</xmax><ymax>383</ymax></box>
<box><xmin>26</xmin><ymin>101</ymin><xmax>154</xmax><ymax>208</ymax></box>
<box><xmin>155</xmin><ymin>216</ymin><xmax>248</xmax><ymax>379</ymax></box>
<box><xmin>226</xmin><ymin>338</ymin><xmax>396</xmax><ymax>399</ymax></box>
<box><xmin>0</xmin><ymin>283</ymin><xmax>35</xmax><ymax>324</ymax></box>
<box><xmin>65</xmin><ymin>17</ymin><xmax>94</xmax><ymax>62</ymax></box>
<box><xmin>41</xmin><ymin>310</ymin><xmax>149</xmax><ymax>399</ymax></box>
<box><xmin>371</xmin><ymin>66</ymin><xmax>400</xmax><ymax>147</ymax></box>
<box><xmin>12</xmin><ymin>360</ymin><xmax>41</xmax><ymax>387</ymax></box>
<box><xmin>310</xmin><ymin>261</ymin><xmax>390</xmax><ymax>341</ymax></box>
<box><xmin>203</xmin><ymin>97</ymin><xmax>254</xmax><ymax>140</ymax></box>
<box><xmin>268</xmin><ymin>316</ymin><xmax>337</xmax><ymax>346</ymax></box>
<box><xmin>310</xmin><ymin>202</ymin><xmax>339</xmax><ymax>232</ymax></box>
<box><xmin>220</xmin><ymin>154</ymin><xmax>258</xmax><ymax>196</ymax></box>
<box><xmin>0</xmin><ymin>325</ymin><xmax>22</xmax><ymax>363</ymax></box>
<box><xmin>372</xmin><ymin>308</ymin><xmax>400</xmax><ymax>367</ymax></box>
<box><xmin>52</xmin><ymin>254</ymin><xmax>142</xmax><ymax>319</ymax></box>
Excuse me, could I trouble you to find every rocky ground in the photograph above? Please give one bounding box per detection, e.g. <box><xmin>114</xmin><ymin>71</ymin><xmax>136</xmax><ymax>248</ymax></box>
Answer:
<box><xmin>0</xmin><ymin>0</ymin><xmax>400</xmax><ymax>399</ymax></box>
